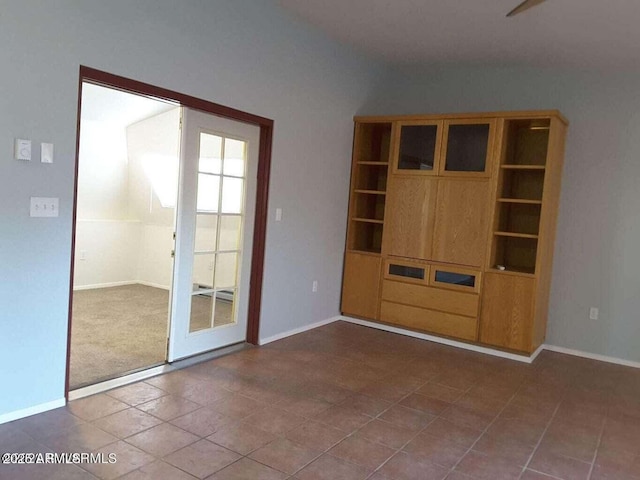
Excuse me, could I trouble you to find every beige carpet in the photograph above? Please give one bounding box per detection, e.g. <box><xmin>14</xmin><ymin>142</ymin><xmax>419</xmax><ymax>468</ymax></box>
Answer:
<box><xmin>70</xmin><ymin>284</ymin><xmax>233</xmax><ymax>389</ymax></box>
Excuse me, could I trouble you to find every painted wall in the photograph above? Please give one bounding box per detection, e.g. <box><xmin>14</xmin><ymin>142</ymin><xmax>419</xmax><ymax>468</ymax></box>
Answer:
<box><xmin>126</xmin><ymin>108</ymin><xmax>180</xmax><ymax>290</ymax></box>
<box><xmin>364</xmin><ymin>65</ymin><xmax>640</xmax><ymax>363</ymax></box>
<box><xmin>0</xmin><ymin>0</ymin><xmax>383</xmax><ymax>418</ymax></box>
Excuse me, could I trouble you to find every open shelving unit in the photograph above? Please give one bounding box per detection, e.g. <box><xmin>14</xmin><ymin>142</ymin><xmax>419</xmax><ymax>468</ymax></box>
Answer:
<box><xmin>489</xmin><ymin>118</ymin><xmax>550</xmax><ymax>275</ymax></box>
<box><xmin>346</xmin><ymin>122</ymin><xmax>392</xmax><ymax>254</ymax></box>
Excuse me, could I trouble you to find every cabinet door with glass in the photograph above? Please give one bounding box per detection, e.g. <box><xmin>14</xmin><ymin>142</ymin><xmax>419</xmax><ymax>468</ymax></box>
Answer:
<box><xmin>392</xmin><ymin>121</ymin><xmax>443</xmax><ymax>175</ymax></box>
<box><xmin>439</xmin><ymin>119</ymin><xmax>496</xmax><ymax>177</ymax></box>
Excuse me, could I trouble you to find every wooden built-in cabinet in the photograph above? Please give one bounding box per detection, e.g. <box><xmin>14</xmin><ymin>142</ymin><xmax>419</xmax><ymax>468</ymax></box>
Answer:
<box><xmin>341</xmin><ymin>111</ymin><xmax>567</xmax><ymax>356</ymax></box>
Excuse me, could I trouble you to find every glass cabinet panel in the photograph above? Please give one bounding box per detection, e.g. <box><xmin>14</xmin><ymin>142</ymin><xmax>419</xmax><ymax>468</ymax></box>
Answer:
<box><xmin>443</xmin><ymin>122</ymin><xmax>491</xmax><ymax>173</ymax></box>
<box><xmin>397</xmin><ymin>124</ymin><xmax>439</xmax><ymax>171</ymax></box>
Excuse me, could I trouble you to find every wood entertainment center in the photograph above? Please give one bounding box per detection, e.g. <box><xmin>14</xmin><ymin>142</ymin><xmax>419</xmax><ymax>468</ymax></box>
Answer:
<box><xmin>341</xmin><ymin>110</ymin><xmax>567</xmax><ymax>356</ymax></box>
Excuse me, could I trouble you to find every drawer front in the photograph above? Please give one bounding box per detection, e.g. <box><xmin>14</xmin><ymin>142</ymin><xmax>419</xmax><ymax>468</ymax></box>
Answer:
<box><xmin>382</xmin><ymin>280</ymin><xmax>478</xmax><ymax>318</ymax></box>
<box><xmin>380</xmin><ymin>301</ymin><xmax>478</xmax><ymax>341</ymax></box>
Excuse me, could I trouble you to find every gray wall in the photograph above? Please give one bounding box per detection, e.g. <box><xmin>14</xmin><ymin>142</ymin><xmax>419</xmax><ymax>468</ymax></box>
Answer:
<box><xmin>0</xmin><ymin>0</ymin><xmax>384</xmax><ymax>417</ymax></box>
<box><xmin>364</xmin><ymin>65</ymin><xmax>640</xmax><ymax>363</ymax></box>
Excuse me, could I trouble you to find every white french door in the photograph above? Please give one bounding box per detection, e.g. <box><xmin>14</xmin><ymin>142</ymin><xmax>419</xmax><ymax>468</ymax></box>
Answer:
<box><xmin>168</xmin><ymin>107</ymin><xmax>259</xmax><ymax>361</ymax></box>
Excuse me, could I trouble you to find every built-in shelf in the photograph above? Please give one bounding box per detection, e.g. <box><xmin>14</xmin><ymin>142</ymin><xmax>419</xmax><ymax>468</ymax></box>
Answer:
<box><xmin>498</xmin><ymin>198</ymin><xmax>543</xmax><ymax>205</ymax></box>
<box><xmin>501</xmin><ymin>165</ymin><xmax>546</xmax><ymax>170</ymax></box>
<box><xmin>352</xmin><ymin>217</ymin><xmax>384</xmax><ymax>224</ymax></box>
<box><xmin>354</xmin><ymin>189</ymin><xmax>386</xmax><ymax>195</ymax></box>
<box><xmin>494</xmin><ymin>231</ymin><xmax>539</xmax><ymax>239</ymax></box>
<box><xmin>357</xmin><ymin>161</ymin><xmax>389</xmax><ymax>166</ymax></box>
<box><xmin>489</xmin><ymin>266</ymin><xmax>536</xmax><ymax>276</ymax></box>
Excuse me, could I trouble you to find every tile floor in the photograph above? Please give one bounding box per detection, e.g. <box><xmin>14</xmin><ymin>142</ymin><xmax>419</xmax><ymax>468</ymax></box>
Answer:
<box><xmin>1</xmin><ymin>321</ymin><xmax>640</xmax><ymax>479</ymax></box>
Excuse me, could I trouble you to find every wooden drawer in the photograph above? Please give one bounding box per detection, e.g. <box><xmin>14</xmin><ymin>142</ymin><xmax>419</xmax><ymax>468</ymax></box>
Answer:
<box><xmin>381</xmin><ymin>280</ymin><xmax>478</xmax><ymax>318</ymax></box>
<box><xmin>380</xmin><ymin>301</ymin><xmax>478</xmax><ymax>341</ymax></box>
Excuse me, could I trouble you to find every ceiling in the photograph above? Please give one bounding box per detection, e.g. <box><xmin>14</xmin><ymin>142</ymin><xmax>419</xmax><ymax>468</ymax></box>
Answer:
<box><xmin>278</xmin><ymin>0</ymin><xmax>640</xmax><ymax>68</ymax></box>
<box><xmin>81</xmin><ymin>83</ymin><xmax>175</xmax><ymax>127</ymax></box>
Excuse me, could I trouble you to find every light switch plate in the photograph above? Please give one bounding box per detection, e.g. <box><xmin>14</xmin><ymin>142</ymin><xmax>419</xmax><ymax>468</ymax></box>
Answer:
<box><xmin>41</xmin><ymin>143</ymin><xmax>54</xmax><ymax>163</ymax></box>
<box><xmin>15</xmin><ymin>139</ymin><xmax>32</xmax><ymax>161</ymax></box>
<box><xmin>30</xmin><ymin>197</ymin><xmax>59</xmax><ymax>217</ymax></box>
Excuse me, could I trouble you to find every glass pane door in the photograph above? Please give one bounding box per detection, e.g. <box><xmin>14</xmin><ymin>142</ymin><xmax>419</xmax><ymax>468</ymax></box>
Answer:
<box><xmin>440</xmin><ymin>120</ymin><xmax>494</xmax><ymax>176</ymax></box>
<box><xmin>168</xmin><ymin>108</ymin><xmax>259</xmax><ymax>361</ymax></box>
<box><xmin>190</xmin><ymin>132</ymin><xmax>245</xmax><ymax>333</ymax></box>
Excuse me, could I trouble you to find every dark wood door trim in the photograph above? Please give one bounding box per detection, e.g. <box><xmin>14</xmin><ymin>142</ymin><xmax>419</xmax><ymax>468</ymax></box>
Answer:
<box><xmin>66</xmin><ymin>66</ymin><xmax>272</xmax><ymax>396</ymax></box>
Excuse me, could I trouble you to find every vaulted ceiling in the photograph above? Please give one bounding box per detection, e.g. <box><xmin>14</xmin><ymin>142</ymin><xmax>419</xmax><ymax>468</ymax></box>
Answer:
<box><xmin>278</xmin><ymin>0</ymin><xmax>640</xmax><ymax>68</ymax></box>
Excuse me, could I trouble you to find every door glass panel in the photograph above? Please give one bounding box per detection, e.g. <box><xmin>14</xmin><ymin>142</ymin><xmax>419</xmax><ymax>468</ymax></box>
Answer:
<box><xmin>214</xmin><ymin>252</ymin><xmax>238</xmax><ymax>289</ymax></box>
<box><xmin>221</xmin><ymin>177</ymin><xmax>244</xmax><ymax>214</ymax></box>
<box><xmin>398</xmin><ymin>125</ymin><xmax>438</xmax><ymax>171</ymax></box>
<box><xmin>199</xmin><ymin>133</ymin><xmax>222</xmax><ymax>174</ymax></box>
<box><xmin>223</xmin><ymin>138</ymin><xmax>246</xmax><ymax>177</ymax></box>
<box><xmin>197</xmin><ymin>173</ymin><xmax>220</xmax><ymax>212</ymax></box>
<box><xmin>189</xmin><ymin>293</ymin><xmax>213</xmax><ymax>332</ymax></box>
<box><xmin>445</xmin><ymin>124</ymin><xmax>489</xmax><ymax>172</ymax></box>
<box><xmin>219</xmin><ymin>215</ymin><xmax>242</xmax><ymax>251</ymax></box>
<box><xmin>194</xmin><ymin>214</ymin><xmax>217</xmax><ymax>252</ymax></box>
<box><xmin>192</xmin><ymin>253</ymin><xmax>215</xmax><ymax>291</ymax></box>
<box><xmin>188</xmin><ymin>131</ymin><xmax>246</xmax><ymax>334</ymax></box>
<box><xmin>213</xmin><ymin>291</ymin><xmax>235</xmax><ymax>327</ymax></box>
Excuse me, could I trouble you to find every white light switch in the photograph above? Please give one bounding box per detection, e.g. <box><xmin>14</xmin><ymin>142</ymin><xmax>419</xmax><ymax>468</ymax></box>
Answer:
<box><xmin>15</xmin><ymin>139</ymin><xmax>32</xmax><ymax>161</ymax></box>
<box><xmin>41</xmin><ymin>143</ymin><xmax>54</xmax><ymax>163</ymax></box>
<box><xmin>275</xmin><ymin>208</ymin><xmax>283</xmax><ymax>222</ymax></box>
<box><xmin>30</xmin><ymin>197</ymin><xmax>59</xmax><ymax>217</ymax></box>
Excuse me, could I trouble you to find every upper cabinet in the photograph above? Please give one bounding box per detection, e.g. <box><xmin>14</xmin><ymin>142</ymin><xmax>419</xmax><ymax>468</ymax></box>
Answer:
<box><xmin>440</xmin><ymin>119</ymin><xmax>495</xmax><ymax>177</ymax></box>
<box><xmin>393</xmin><ymin>121</ymin><xmax>442</xmax><ymax>174</ymax></box>
<box><xmin>392</xmin><ymin>118</ymin><xmax>495</xmax><ymax>177</ymax></box>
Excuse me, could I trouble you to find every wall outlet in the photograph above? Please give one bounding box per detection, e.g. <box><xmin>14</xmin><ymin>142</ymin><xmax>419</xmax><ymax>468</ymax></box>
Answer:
<box><xmin>312</xmin><ymin>280</ymin><xmax>318</xmax><ymax>293</ymax></box>
<box><xmin>208</xmin><ymin>261</ymin><xmax>214</xmax><ymax>271</ymax></box>
<box><xmin>79</xmin><ymin>250</ymin><xmax>87</xmax><ymax>261</ymax></box>
<box><xmin>275</xmin><ymin>208</ymin><xmax>283</xmax><ymax>222</ymax></box>
<box><xmin>589</xmin><ymin>307</ymin><xmax>599</xmax><ymax>320</ymax></box>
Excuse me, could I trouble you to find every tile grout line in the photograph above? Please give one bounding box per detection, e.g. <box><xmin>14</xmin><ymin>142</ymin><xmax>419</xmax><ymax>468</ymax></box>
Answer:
<box><xmin>586</xmin><ymin>414</ymin><xmax>607</xmax><ymax>480</ymax></box>
<box><xmin>285</xmin><ymin>354</ymin><xmax>448</xmax><ymax>478</ymax></box>
<box><xmin>444</xmin><ymin>380</ymin><xmax>524</xmax><ymax>479</ymax></box>
<box><xmin>516</xmin><ymin>398</ymin><xmax>563</xmax><ymax>480</ymax></box>
<box><xmin>362</xmin><ymin>373</ymin><xmax>445</xmax><ymax>479</ymax></box>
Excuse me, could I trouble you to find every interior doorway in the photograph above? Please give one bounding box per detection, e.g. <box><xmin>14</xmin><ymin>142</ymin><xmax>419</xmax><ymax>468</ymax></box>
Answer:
<box><xmin>69</xmin><ymin>83</ymin><xmax>178</xmax><ymax>388</ymax></box>
<box><xmin>67</xmin><ymin>67</ymin><xmax>273</xmax><ymax>395</ymax></box>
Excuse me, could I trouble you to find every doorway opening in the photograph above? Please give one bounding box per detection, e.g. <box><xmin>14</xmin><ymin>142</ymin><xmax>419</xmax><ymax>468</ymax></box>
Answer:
<box><xmin>67</xmin><ymin>67</ymin><xmax>273</xmax><ymax>395</ymax></box>
<box><xmin>70</xmin><ymin>83</ymin><xmax>178</xmax><ymax>389</ymax></box>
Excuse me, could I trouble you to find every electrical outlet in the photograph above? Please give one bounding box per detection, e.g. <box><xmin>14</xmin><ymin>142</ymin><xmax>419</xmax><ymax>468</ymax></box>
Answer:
<box><xmin>208</xmin><ymin>261</ymin><xmax>214</xmax><ymax>271</ymax></box>
<box><xmin>79</xmin><ymin>250</ymin><xmax>87</xmax><ymax>261</ymax></box>
<box><xmin>312</xmin><ymin>280</ymin><xmax>318</xmax><ymax>293</ymax></box>
<box><xmin>589</xmin><ymin>307</ymin><xmax>599</xmax><ymax>320</ymax></box>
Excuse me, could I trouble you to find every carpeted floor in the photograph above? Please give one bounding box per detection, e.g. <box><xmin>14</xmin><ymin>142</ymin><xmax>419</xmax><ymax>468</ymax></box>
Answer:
<box><xmin>70</xmin><ymin>284</ymin><xmax>232</xmax><ymax>389</ymax></box>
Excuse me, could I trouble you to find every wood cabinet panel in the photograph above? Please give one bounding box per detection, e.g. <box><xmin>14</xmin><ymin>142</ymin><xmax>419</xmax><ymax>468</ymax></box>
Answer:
<box><xmin>380</xmin><ymin>301</ymin><xmax>478</xmax><ymax>341</ymax></box>
<box><xmin>383</xmin><ymin>176</ymin><xmax>437</xmax><ymax>260</ymax></box>
<box><xmin>432</xmin><ymin>179</ymin><xmax>490</xmax><ymax>267</ymax></box>
<box><xmin>381</xmin><ymin>280</ymin><xmax>478</xmax><ymax>318</ymax></box>
<box><xmin>479</xmin><ymin>273</ymin><xmax>535</xmax><ymax>352</ymax></box>
<box><xmin>341</xmin><ymin>253</ymin><xmax>382</xmax><ymax>320</ymax></box>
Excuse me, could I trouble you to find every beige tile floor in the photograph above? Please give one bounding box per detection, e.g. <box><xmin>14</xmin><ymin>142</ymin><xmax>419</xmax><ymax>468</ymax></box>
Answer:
<box><xmin>1</xmin><ymin>321</ymin><xmax>640</xmax><ymax>479</ymax></box>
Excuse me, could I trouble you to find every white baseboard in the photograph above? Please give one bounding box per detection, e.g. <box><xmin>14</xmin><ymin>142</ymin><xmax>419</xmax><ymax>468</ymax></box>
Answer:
<box><xmin>136</xmin><ymin>281</ymin><xmax>170</xmax><ymax>290</ymax></box>
<box><xmin>73</xmin><ymin>280</ymin><xmax>137</xmax><ymax>291</ymax></box>
<box><xmin>543</xmin><ymin>344</ymin><xmax>640</xmax><ymax>369</ymax></box>
<box><xmin>74</xmin><ymin>281</ymin><xmax>170</xmax><ymax>292</ymax></box>
<box><xmin>340</xmin><ymin>316</ymin><xmax>538</xmax><ymax>364</ymax></box>
<box><xmin>259</xmin><ymin>316</ymin><xmax>341</xmax><ymax>345</ymax></box>
<box><xmin>0</xmin><ymin>398</ymin><xmax>66</xmax><ymax>425</ymax></box>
